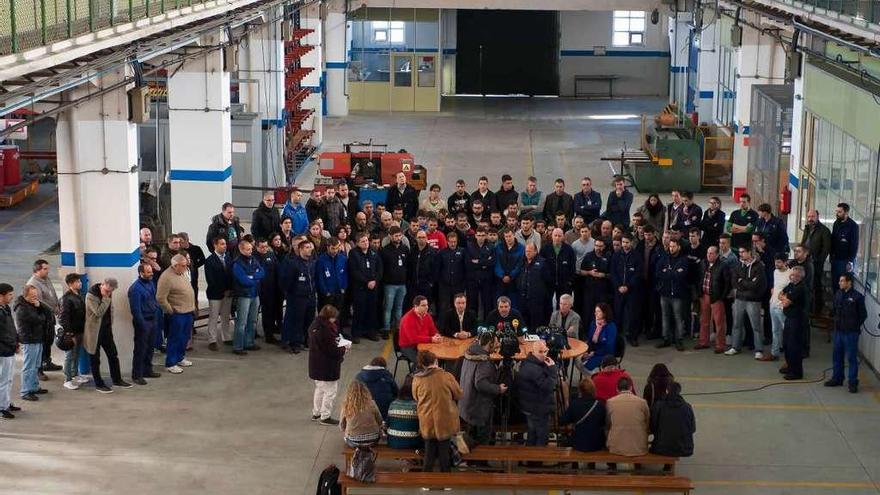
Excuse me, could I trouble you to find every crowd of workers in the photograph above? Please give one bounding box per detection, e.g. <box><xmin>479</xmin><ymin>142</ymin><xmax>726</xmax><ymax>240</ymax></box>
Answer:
<box><xmin>0</xmin><ymin>171</ymin><xmax>869</xmax><ymax>425</ymax></box>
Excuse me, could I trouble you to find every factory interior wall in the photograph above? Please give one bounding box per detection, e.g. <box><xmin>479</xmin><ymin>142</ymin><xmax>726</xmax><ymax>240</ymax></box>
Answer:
<box><xmin>441</xmin><ymin>8</ymin><xmax>457</xmax><ymax>95</ymax></box>
<box><xmin>801</xmin><ymin>61</ymin><xmax>880</xmax><ymax>372</ymax></box>
<box><xmin>455</xmin><ymin>9</ymin><xmax>559</xmax><ymax>95</ymax></box>
<box><xmin>558</xmin><ymin>10</ymin><xmax>669</xmax><ymax>97</ymax></box>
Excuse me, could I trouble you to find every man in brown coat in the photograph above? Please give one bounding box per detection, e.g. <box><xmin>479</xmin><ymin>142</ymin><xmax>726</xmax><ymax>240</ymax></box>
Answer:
<box><xmin>412</xmin><ymin>350</ymin><xmax>463</xmax><ymax>473</ymax></box>
<box><xmin>606</xmin><ymin>376</ymin><xmax>650</xmax><ymax>456</ymax></box>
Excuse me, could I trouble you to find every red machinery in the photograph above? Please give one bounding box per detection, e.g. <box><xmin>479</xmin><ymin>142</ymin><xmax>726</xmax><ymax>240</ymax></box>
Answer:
<box><xmin>316</xmin><ymin>141</ymin><xmax>427</xmax><ymax>190</ymax></box>
<box><xmin>0</xmin><ymin>144</ymin><xmax>40</xmax><ymax>208</ymax></box>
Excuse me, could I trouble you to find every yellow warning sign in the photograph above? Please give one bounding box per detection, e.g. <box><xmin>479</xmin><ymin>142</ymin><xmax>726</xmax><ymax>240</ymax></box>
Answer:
<box><xmin>402</xmin><ymin>163</ymin><xmax>411</xmax><ymax>172</ymax></box>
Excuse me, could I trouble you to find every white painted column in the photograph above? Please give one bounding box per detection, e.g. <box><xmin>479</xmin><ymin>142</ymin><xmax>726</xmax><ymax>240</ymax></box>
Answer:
<box><xmin>696</xmin><ymin>22</ymin><xmax>719</xmax><ymax>123</ymax></box>
<box><xmin>302</xmin><ymin>3</ymin><xmax>323</xmax><ymax>146</ymax></box>
<box><xmin>239</xmin><ymin>6</ymin><xmax>286</xmax><ymax>188</ymax></box>
<box><xmin>787</xmin><ymin>62</ymin><xmax>806</xmax><ymax>243</ymax></box>
<box><xmin>667</xmin><ymin>14</ymin><xmax>691</xmax><ymax>105</ymax></box>
<box><xmin>325</xmin><ymin>10</ymin><xmax>349</xmax><ymax>117</ymax></box>
<box><xmin>168</xmin><ymin>31</ymin><xmax>233</xmax><ymax>244</ymax></box>
<box><xmin>56</xmin><ymin>65</ymin><xmax>140</xmax><ymax>356</ymax></box>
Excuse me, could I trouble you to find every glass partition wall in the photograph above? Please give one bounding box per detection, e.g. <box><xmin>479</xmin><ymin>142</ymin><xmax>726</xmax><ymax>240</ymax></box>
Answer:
<box><xmin>348</xmin><ymin>8</ymin><xmax>441</xmax><ymax>112</ymax></box>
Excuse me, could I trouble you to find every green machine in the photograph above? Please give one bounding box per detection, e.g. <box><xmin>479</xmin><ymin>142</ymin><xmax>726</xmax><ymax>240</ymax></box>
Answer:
<box><xmin>603</xmin><ymin>106</ymin><xmax>704</xmax><ymax>194</ymax></box>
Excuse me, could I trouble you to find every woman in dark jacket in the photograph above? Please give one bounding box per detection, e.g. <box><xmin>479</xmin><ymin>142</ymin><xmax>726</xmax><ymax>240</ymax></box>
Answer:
<box><xmin>386</xmin><ymin>374</ymin><xmax>421</xmax><ymax>450</ymax></box>
<box><xmin>560</xmin><ymin>377</ymin><xmax>606</xmax><ymax>453</ymax></box>
<box><xmin>650</xmin><ymin>381</ymin><xmax>696</xmax><ymax>457</ymax></box>
<box><xmin>355</xmin><ymin>356</ymin><xmax>399</xmax><ymax>420</ymax></box>
<box><xmin>643</xmin><ymin>363</ymin><xmax>674</xmax><ymax>408</ymax></box>
<box><xmin>308</xmin><ymin>305</ymin><xmax>347</xmax><ymax>424</ymax></box>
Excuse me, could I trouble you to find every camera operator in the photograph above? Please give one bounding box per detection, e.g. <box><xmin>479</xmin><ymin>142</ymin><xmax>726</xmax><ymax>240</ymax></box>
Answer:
<box><xmin>460</xmin><ymin>333</ymin><xmax>508</xmax><ymax>445</ymax></box>
<box><xmin>486</xmin><ymin>296</ymin><xmax>524</xmax><ymax>332</ymax></box>
<box><xmin>515</xmin><ymin>340</ymin><xmax>558</xmax><ymax>447</ymax></box>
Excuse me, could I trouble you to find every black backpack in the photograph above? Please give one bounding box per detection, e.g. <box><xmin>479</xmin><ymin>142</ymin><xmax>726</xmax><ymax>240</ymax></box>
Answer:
<box><xmin>316</xmin><ymin>464</ymin><xmax>341</xmax><ymax>495</ymax></box>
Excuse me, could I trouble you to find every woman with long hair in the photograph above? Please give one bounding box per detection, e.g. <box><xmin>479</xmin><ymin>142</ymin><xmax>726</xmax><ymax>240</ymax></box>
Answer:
<box><xmin>335</xmin><ymin>226</ymin><xmax>353</xmax><ymax>256</ymax></box>
<box><xmin>636</xmin><ymin>194</ymin><xmax>666</xmax><ymax>232</ymax></box>
<box><xmin>643</xmin><ymin>363</ymin><xmax>675</xmax><ymax>408</ymax></box>
<box><xmin>411</xmin><ymin>350</ymin><xmax>462</xmax><ymax>472</ymax></box>
<box><xmin>580</xmin><ymin>302</ymin><xmax>618</xmax><ymax>372</ymax></box>
<box><xmin>308</xmin><ymin>305</ymin><xmax>347</xmax><ymax>425</ymax></box>
<box><xmin>307</xmin><ymin>221</ymin><xmax>325</xmax><ymax>254</ymax></box>
<box><xmin>339</xmin><ymin>380</ymin><xmax>383</xmax><ymax>448</ymax></box>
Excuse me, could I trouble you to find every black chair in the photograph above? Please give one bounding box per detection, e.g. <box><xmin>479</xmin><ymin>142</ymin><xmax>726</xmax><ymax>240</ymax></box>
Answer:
<box><xmin>391</xmin><ymin>326</ymin><xmax>413</xmax><ymax>378</ymax></box>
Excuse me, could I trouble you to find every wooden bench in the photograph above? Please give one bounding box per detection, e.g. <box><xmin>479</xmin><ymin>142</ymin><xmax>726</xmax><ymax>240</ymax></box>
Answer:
<box><xmin>340</xmin><ymin>472</ymin><xmax>694</xmax><ymax>494</ymax></box>
<box><xmin>343</xmin><ymin>445</ymin><xmax>678</xmax><ymax>474</ymax></box>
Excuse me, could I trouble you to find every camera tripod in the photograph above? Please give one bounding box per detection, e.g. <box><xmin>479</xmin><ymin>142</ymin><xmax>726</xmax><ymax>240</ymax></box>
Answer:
<box><xmin>494</xmin><ymin>357</ymin><xmax>516</xmax><ymax>444</ymax></box>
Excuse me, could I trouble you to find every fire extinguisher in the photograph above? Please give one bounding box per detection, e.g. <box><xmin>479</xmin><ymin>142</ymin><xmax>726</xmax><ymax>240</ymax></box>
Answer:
<box><xmin>779</xmin><ymin>185</ymin><xmax>792</xmax><ymax>215</ymax></box>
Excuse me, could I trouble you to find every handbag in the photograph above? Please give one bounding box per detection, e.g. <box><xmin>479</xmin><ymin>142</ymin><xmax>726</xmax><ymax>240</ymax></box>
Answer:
<box><xmin>54</xmin><ymin>324</ymin><xmax>75</xmax><ymax>352</ymax></box>
<box><xmin>346</xmin><ymin>446</ymin><xmax>377</xmax><ymax>483</ymax></box>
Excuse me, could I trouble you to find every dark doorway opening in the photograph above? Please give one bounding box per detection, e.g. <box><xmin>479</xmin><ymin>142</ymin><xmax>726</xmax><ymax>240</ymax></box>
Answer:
<box><xmin>456</xmin><ymin>10</ymin><xmax>559</xmax><ymax>96</ymax></box>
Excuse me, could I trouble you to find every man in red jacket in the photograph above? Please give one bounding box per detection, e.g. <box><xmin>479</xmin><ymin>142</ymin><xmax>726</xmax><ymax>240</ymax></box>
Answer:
<box><xmin>398</xmin><ymin>295</ymin><xmax>441</xmax><ymax>362</ymax></box>
<box><xmin>591</xmin><ymin>355</ymin><xmax>635</xmax><ymax>401</ymax></box>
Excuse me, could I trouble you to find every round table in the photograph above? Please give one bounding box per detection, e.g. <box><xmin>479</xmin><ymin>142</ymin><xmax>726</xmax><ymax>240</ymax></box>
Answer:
<box><xmin>417</xmin><ymin>336</ymin><xmax>588</xmax><ymax>362</ymax></box>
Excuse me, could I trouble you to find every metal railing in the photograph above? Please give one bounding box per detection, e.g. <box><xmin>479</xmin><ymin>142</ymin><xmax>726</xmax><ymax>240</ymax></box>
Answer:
<box><xmin>0</xmin><ymin>0</ymin><xmax>215</xmax><ymax>55</ymax></box>
<box><xmin>783</xmin><ymin>0</ymin><xmax>880</xmax><ymax>25</ymax></box>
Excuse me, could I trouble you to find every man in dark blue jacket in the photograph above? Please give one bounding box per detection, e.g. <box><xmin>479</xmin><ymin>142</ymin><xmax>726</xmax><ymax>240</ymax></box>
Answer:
<box><xmin>540</xmin><ymin>228</ymin><xmax>576</xmax><ymax>308</ymax></box>
<box><xmin>636</xmin><ymin>227</ymin><xmax>663</xmax><ymax>340</ymax></box>
<box><xmin>495</xmin><ymin>229</ymin><xmax>524</xmax><ymax>309</ymax></box>
<box><xmin>611</xmin><ymin>234</ymin><xmax>643</xmax><ymax>346</ymax></box>
<box><xmin>255</xmin><ymin>239</ymin><xmax>282</xmax><ymax>344</ymax></box>
<box><xmin>466</xmin><ymin>227</ymin><xmax>496</xmax><ymax>321</ymax></box>
<box><xmin>379</xmin><ymin>228</ymin><xmax>407</xmax><ymax>338</ymax></box>
<box><xmin>406</xmin><ymin>230</ymin><xmax>436</xmax><ymax>312</ymax></box>
<box><xmin>826</xmin><ymin>273</ymin><xmax>867</xmax><ymax>393</ymax></box>
<box><xmin>580</xmin><ymin>237</ymin><xmax>612</xmax><ymax>335</ymax></box>
<box><xmin>756</xmin><ymin>203</ymin><xmax>789</xmax><ymax>254</ymax></box>
<box><xmin>700</xmin><ymin>197</ymin><xmax>726</xmax><ymax>247</ymax></box>
<box><xmin>604</xmin><ymin>177</ymin><xmax>634</xmax><ymax>227</ymax></box>
<box><xmin>204</xmin><ymin>238</ymin><xmax>233</xmax><ymax>350</ymax></box>
<box><xmin>232</xmin><ymin>239</ymin><xmax>265</xmax><ymax>355</ymax></box>
<box><xmin>0</xmin><ymin>284</ymin><xmax>17</xmax><ymax>418</ymax></box>
<box><xmin>386</xmin><ymin>171</ymin><xmax>420</xmax><ymax>221</ymax></box>
<box><xmin>831</xmin><ymin>202</ymin><xmax>859</xmax><ymax>294</ymax></box>
<box><xmin>348</xmin><ymin>233</ymin><xmax>383</xmax><ymax>343</ymax></box>
<box><xmin>128</xmin><ymin>264</ymin><xmax>161</xmax><ymax>385</ymax></box>
<box><xmin>515</xmin><ymin>340</ymin><xmax>558</xmax><ymax>447</ymax></box>
<box><xmin>655</xmin><ymin>241</ymin><xmax>690</xmax><ymax>351</ymax></box>
<box><xmin>518</xmin><ymin>243</ymin><xmax>553</xmax><ymax>330</ymax></box>
<box><xmin>280</xmin><ymin>239</ymin><xmax>316</xmax><ymax>354</ymax></box>
<box><xmin>573</xmin><ymin>177</ymin><xmax>602</xmax><ymax>225</ymax></box>
<box><xmin>437</xmin><ymin>231</ymin><xmax>466</xmax><ymax>313</ymax></box>
<box><xmin>317</xmin><ymin>238</ymin><xmax>349</xmax><ymax>332</ymax></box>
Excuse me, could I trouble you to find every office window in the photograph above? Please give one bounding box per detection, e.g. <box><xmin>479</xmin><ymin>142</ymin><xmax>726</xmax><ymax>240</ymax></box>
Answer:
<box><xmin>613</xmin><ymin>11</ymin><xmax>646</xmax><ymax>47</ymax></box>
<box><xmin>373</xmin><ymin>21</ymin><xmax>405</xmax><ymax>44</ymax></box>
<box><xmin>715</xmin><ymin>45</ymin><xmax>736</xmax><ymax>125</ymax></box>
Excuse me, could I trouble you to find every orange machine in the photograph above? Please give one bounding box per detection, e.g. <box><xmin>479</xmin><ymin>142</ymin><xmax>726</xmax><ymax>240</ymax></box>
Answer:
<box><xmin>316</xmin><ymin>141</ymin><xmax>427</xmax><ymax>191</ymax></box>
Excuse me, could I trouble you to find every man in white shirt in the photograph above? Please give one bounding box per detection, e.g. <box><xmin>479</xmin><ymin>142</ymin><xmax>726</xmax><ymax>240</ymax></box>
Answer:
<box><xmin>766</xmin><ymin>253</ymin><xmax>790</xmax><ymax>362</ymax></box>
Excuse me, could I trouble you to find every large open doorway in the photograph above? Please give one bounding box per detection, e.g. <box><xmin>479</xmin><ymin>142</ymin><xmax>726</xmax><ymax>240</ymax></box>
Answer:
<box><xmin>455</xmin><ymin>10</ymin><xmax>559</xmax><ymax>96</ymax></box>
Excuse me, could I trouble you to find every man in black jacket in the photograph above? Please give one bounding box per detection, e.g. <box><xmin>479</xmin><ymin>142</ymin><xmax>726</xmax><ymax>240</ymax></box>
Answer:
<box><xmin>348</xmin><ymin>233</ymin><xmax>383</xmax><ymax>343</ymax></box>
<box><xmin>386</xmin><ymin>171</ymin><xmax>420</xmax><ymax>221</ymax></box>
<box><xmin>518</xmin><ymin>243</ymin><xmax>552</xmax><ymax>330</ymax></box>
<box><xmin>466</xmin><ymin>227</ymin><xmax>496</xmax><ymax>321</ymax></box>
<box><xmin>515</xmin><ymin>340</ymin><xmax>558</xmax><ymax>446</ymax></box>
<box><xmin>406</xmin><ymin>230</ymin><xmax>436</xmax><ymax>311</ymax></box>
<box><xmin>447</xmin><ymin>179</ymin><xmax>471</xmax><ymax>217</ymax></box>
<box><xmin>540</xmin><ymin>228</ymin><xmax>576</xmax><ymax>307</ymax></box>
<box><xmin>439</xmin><ymin>293</ymin><xmax>478</xmax><ymax>339</ymax></box>
<box><xmin>206</xmin><ymin>203</ymin><xmax>245</xmax><ymax>254</ymax></box>
<box><xmin>543</xmin><ymin>178</ymin><xmax>574</xmax><ymax>223</ymax></box>
<box><xmin>0</xmin><ymin>283</ymin><xmax>17</xmax><ymax>418</ymax></box>
<box><xmin>493</xmin><ymin>174</ymin><xmax>518</xmax><ymax>215</ymax></box>
<box><xmin>726</xmin><ymin>247</ymin><xmax>767</xmax><ymax>357</ymax></box>
<box><xmin>580</xmin><ymin>237</ymin><xmax>612</xmax><ymax>335</ymax></box>
<box><xmin>826</xmin><ymin>273</ymin><xmax>868</xmax><ymax>393</ymax></box>
<box><xmin>380</xmin><ymin>227</ymin><xmax>409</xmax><ymax>336</ymax></box>
<box><xmin>256</xmin><ymin>239</ymin><xmax>282</xmax><ymax>344</ymax></box>
<box><xmin>801</xmin><ymin>209</ymin><xmax>831</xmax><ymax>314</ymax></box>
<box><xmin>780</xmin><ymin>266</ymin><xmax>808</xmax><ymax>380</ymax></box>
<box><xmin>436</xmin><ymin>232</ymin><xmax>466</xmax><ymax>313</ymax></box>
<box><xmin>59</xmin><ymin>273</ymin><xmax>85</xmax><ymax>389</ymax></box>
<box><xmin>204</xmin><ymin>238</ymin><xmax>233</xmax><ymax>350</ymax></box>
<box><xmin>251</xmin><ymin>192</ymin><xmax>281</xmax><ymax>241</ymax></box>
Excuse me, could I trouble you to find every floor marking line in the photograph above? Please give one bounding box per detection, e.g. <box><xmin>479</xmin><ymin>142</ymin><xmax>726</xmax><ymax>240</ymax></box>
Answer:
<box><xmin>0</xmin><ymin>193</ymin><xmax>57</xmax><ymax>233</ymax></box>
<box><xmin>696</xmin><ymin>480</ymin><xmax>879</xmax><ymax>489</ymax></box>
<box><xmin>691</xmin><ymin>403</ymin><xmax>877</xmax><ymax>413</ymax></box>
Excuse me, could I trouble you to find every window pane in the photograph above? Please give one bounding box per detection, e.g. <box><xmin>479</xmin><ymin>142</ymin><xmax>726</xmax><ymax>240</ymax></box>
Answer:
<box><xmin>631</xmin><ymin>18</ymin><xmax>646</xmax><ymax>32</ymax></box>
<box><xmin>631</xmin><ymin>33</ymin><xmax>644</xmax><ymax>45</ymax></box>
<box><xmin>613</xmin><ymin>18</ymin><xmax>630</xmax><ymax>31</ymax></box>
<box><xmin>614</xmin><ymin>10</ymin><xmax>628</xmax><ymax>18</ymax></box>
<box><xmin>374</xmin><ymin>30</ymin><xmax>387</xmax><ymax>42</ymax></box>
<box><xmin>390</xmin><ymin>28</ymin><xmax>404</xmax><ymax>43</ymax></box>
<box><xmin>390</xmin><ymin>21</ymin><xmax>405</xmax><ymax>28</ymax></box>
<box><xmin>613</xmin><ymin>32</ymin><xmax>630</xmax><ymax>46</ymax></box>
<box><xmin>372</xmin><ymin>21</ymin><xmax>389</xmax><ymax>28</ymax></box>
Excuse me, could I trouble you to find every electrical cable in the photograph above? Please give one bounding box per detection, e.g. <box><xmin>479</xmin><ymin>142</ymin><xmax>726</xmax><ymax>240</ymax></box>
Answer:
<box><xmin>683</xmin><ymin>367</ymin><xmax>833</xmax><ymax>397</ymax></box>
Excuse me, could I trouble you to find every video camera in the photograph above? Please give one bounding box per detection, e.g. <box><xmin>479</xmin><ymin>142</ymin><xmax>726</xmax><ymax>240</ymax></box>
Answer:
<box><xmin>536</xmin><ymin>325</ymin><xmax>569</xmax><ymax>362</ymax></box>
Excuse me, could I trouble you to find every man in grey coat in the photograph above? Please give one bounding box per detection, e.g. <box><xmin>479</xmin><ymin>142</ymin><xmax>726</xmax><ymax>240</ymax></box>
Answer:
<box><xmin>459</xmin><ymin>333</ymin><xmax>507</xmax><ymax>445</ymax></box>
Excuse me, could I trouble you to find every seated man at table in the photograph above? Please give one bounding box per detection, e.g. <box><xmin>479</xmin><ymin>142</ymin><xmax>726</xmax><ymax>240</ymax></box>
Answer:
<box><xmin>485</xmin><ymin>296</ymin><xmax>525</xmax><ymax>334</ymax></box>
<box><xmin>439</xmin><ymin>293</ymin><xmax>478</xmax><ymax>339</ymax></box>
<box><xmin>398</xmin><ymin>295</ymin><xmax>442</xmax><ymax>363</ymax></box>
<box><xmin>549</xmin><ymin>294</ymin><xmax>582</xmax><ymax>338</ymax></box>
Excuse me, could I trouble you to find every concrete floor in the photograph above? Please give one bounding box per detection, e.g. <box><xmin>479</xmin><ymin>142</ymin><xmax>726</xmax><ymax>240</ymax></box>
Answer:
<box><xmin>1</xmin><ymin>97</ymin><xmax>879</xmax><ymax>494</ymax></box>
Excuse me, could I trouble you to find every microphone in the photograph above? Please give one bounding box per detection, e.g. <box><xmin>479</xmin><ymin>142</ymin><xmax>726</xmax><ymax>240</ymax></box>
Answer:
<box><xmin>511</xmin><ymin>319</ymin><xmax>520</xmax><ymax>333</ymax></box>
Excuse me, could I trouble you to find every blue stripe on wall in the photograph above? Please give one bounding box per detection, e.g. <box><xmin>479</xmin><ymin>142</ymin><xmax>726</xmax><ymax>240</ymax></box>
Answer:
<box><xmin>789</xmin><ymin>173</ymin><xmax>800</xmax><ymax>189</ymax></box>
<box><xmin>561</xmin><ymin>49</ymin><xmax>670</xmax><ymax>57</ymax></box>
<box><xmin>261</xmin><ymin>118</ymin><xmax>285</xmax><ymax>128</ymax></box>
<box><xmin>699</xmin><ymin>90</ymin><xmax>714</xmax><ymax>98</ymax></box>
<box><xmin>303</xmin><ymin>85</ymin><xmax>322</xmax><ymax>93</ymax></box>
<box><xmin>169</xmin><ymin>165</ymin><xmax>232</xmax><ymax>182</ymax></box>
<box><xmin>61</xmin><ymin>247</ymin><xmax>141</xmax><ymax>268</ymax></box>
<box><xmin>670</xmin><ymin>66</ymin><xmax>687</xmax><ymax>73</ymax></box>
<box><xmin>326</xmin><ymin>61</ymin><xmax>348</xmax><ymax>69</ymax></box>
<box><xmin>442</xmin><ymin>48</ymin><xmax>456</xmax><ymax>55</ymax></box>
